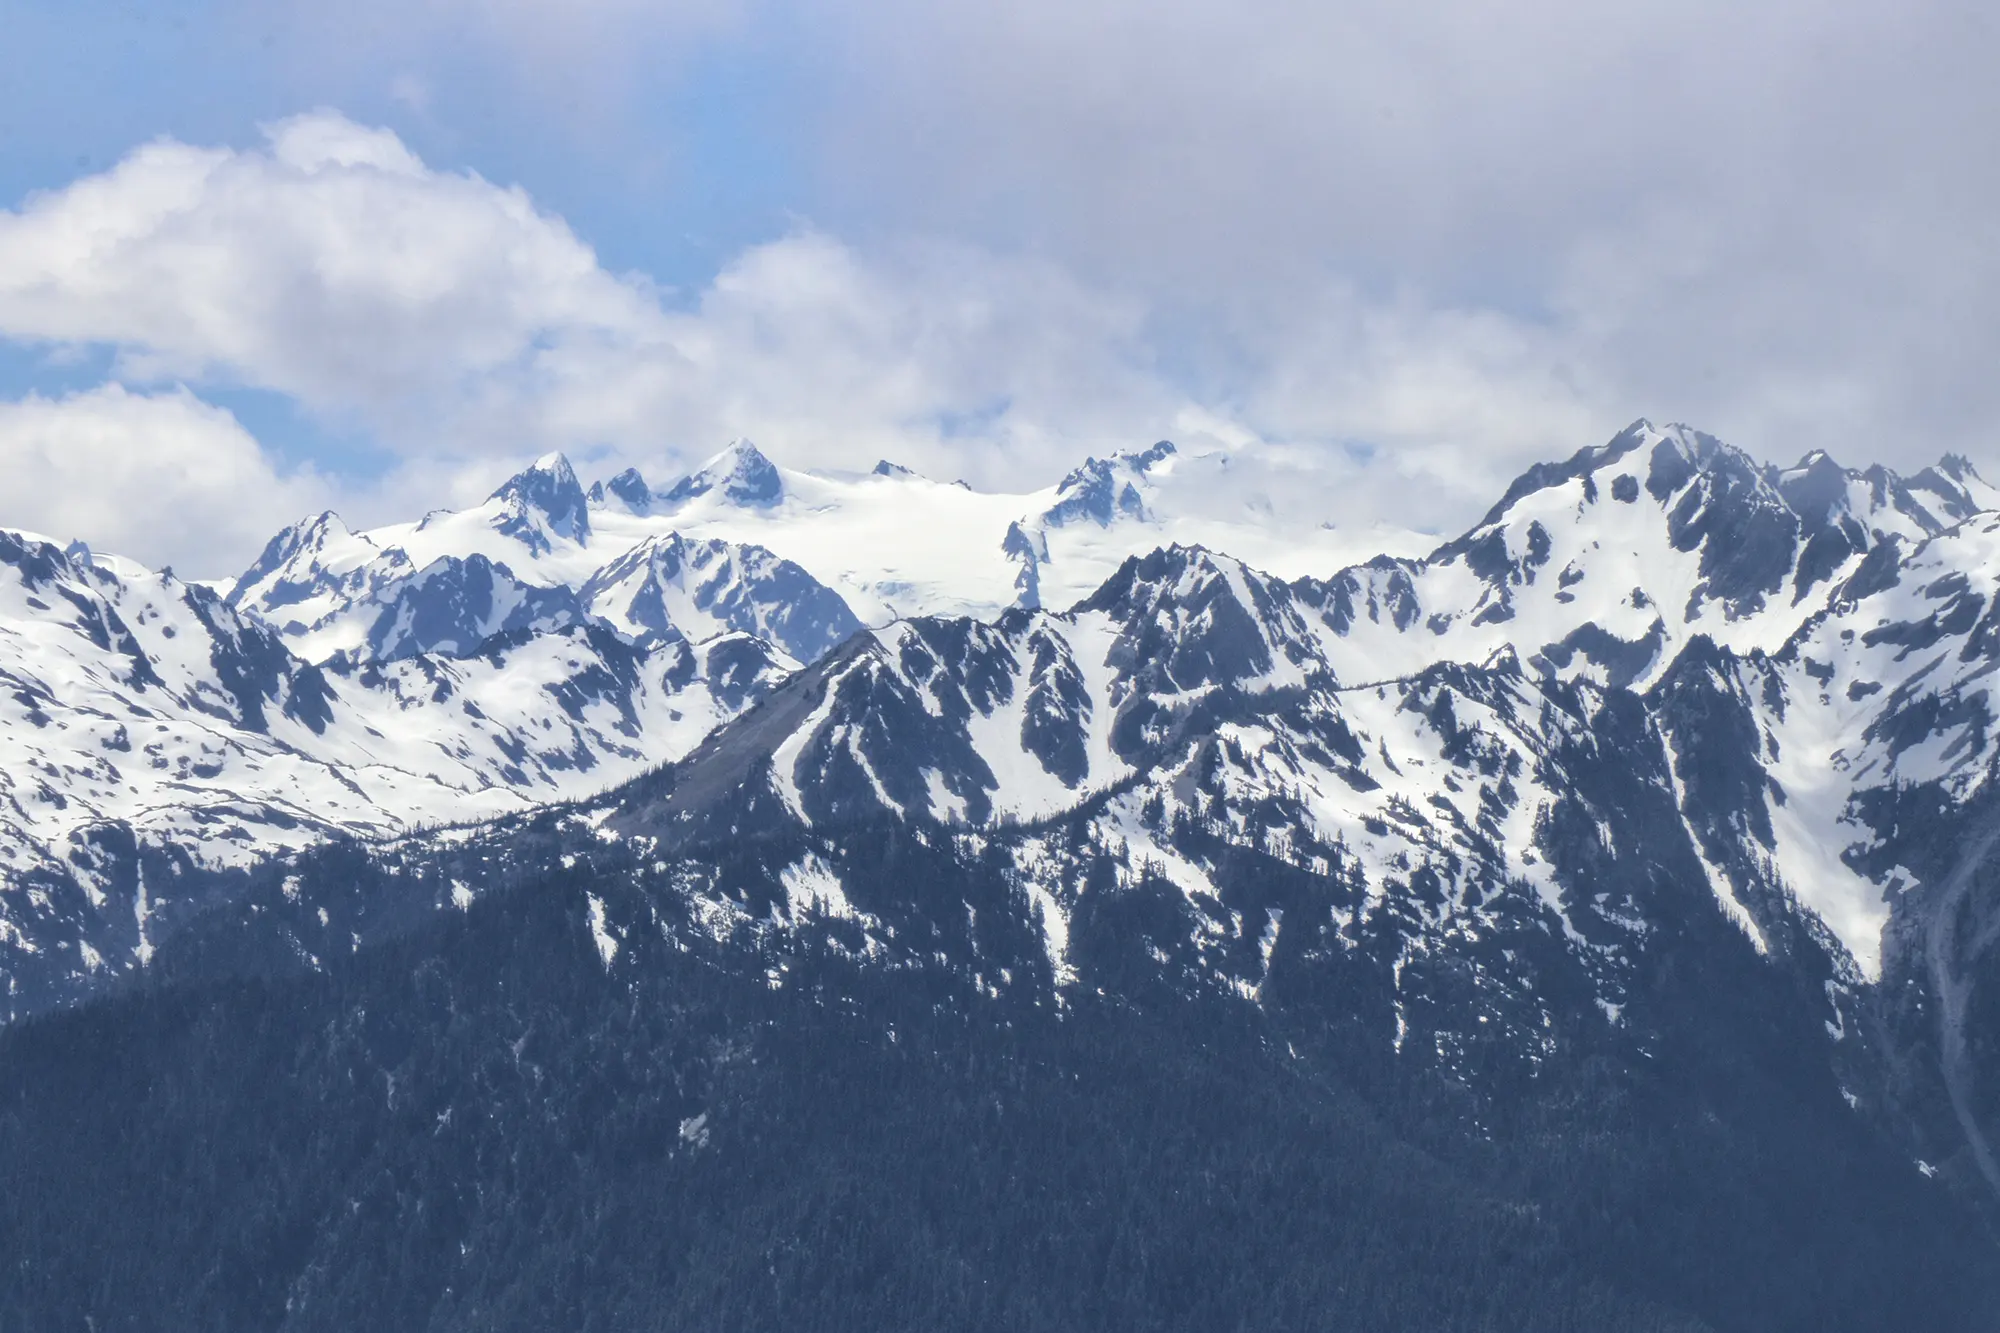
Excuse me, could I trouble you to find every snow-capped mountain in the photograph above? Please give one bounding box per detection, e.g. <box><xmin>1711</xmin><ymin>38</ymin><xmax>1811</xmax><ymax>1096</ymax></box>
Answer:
<box><xmin>0</xmin><ymin>523</ymin><xmax>799</xmax><ymax>1016</ymax></box>
<box><xmin>10</xmin><ymin>419</ymin><xmax>2000</xmax><ymax>1328</ymax></box>
<box><xmin>430</xmin><ymin>423</ymin><xmax>2000</xmax><ymax>1210</ymax></box>
<box><xmin>578</xmin><ymin>533</ymin><xmax>862</xmax><ymax>660</ymax></box>
<box><xmin>544</xmin><ymin>421</ymin><xmax>1998</xmax><ymax>984</ymax></box>
<box><xmin>11</xmin><ymin>421</ymin><xmax>2000</xmax><ymax>1162</ymax></box>
<box><xmin>1297</xmin><ymin>422</ymin><xmax>2000</xmax><ymax>691</ymax></box>
<box><xmin>233</xmin><ymin>437</ymin><xmax>1417</xmax><ymax>644</ymax></box>
<box><xmin>14</xmin><ymin>433</ymin><xmax>1395</xmax><ymax>1016</ymax></box>
<box><xmin>120</xmin><ymin>417</ymin><xmax>2000</xmax><ymax>1221</ymax></box>
<box><xmin>641</xmin><ymin>436</ymin><xmax>1426</xmax><ymax>621</ymax></box>
<box><xmin>9</xmin><ymin>420</ymin><xmax>2000</xmax><ymax>1015</ymax></box>
<box><xmin>228</xmin><ymin>452</ymin><xmax>863</xmax><ymax>667</ymax></box>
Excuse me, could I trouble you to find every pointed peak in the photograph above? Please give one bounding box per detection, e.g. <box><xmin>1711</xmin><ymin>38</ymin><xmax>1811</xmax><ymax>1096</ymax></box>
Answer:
<box><xmin>588</xmin><ymin>465</ymin><xmax>653</xmax><ymax>514</ymax></box>
<box><xmin>1772</xmin><ymin>450</ymin><xmax>1854</xmax><ymax>527</ymax></box>
<box><xmin>872</xmin><ymin>459</ymin><xmax>918</xmax><ymax>478</ymax></box>
<box><xmin>1780</xmin><ymin>448</ymin><xmax>1844</xmax><ymax>475</ymax></box>
<box><xmin>488</xmin><ymin>451</ymin><xmax>581</xmax><ymax>498</ymax></box>
<box><xmin>1055</xmin><ymin>439</ymin><xmax>1176</xmax><ymax>485</ymax></box>
<box><xmin>709</xmin><ymin>437</ymin><xmax>773</xmax><ymax>470</ymax></box>
<box><xmin>1923</xmin><ymin>453</ymin><xmax>1998</xmax><ymax>499</ymax></box>
<box><xmin>1476</xmin><ymin>425</ymin><xmax>1657</xmax><ymax>527</ymax></box>
<box><xmin>1080</xmin><ymin>542</ymin><xmax>1258</xmax><ymax>609</ymax></box>
<box><xmin>228</xmin><ymin>509</ymin><xmax>364</xmax><ymax>603</ymax></box>
<box><xmin>1630</xmin><ymin>419</ymin><xmax>1727</xmax><ymax>466</ymax></box>
<box><xmin>1470</xmin><ymin>421</ymin><xmax>1772</xmax><ymax>532</ymax></box>
<box><xmin>490</xmin><ymin>451</ymin><xmax>581</xmax><ymax>497</ymax></box>
<box><xmin>1636</xmin><ymin>423</ymin><xmax>1763</xmax><ymax>504</ymax></box>
<box><xmin>1936</xmin><ymin>452</ymin><xmax>1979</xmax><ymax>481</ymax></box>
<box><xmin>663</xmin><ymin>438</ymin><xmax>785</xmax><ymax>508</ymax></box>
<box><xmin>1905</xmin><ymin>453</ymin><xmax>2000</xmax><ymax>522</ymax></box>
<box><xmin>1044</xmin><ymin>443</ymin><xmax>1176</xmax><ymax>528</ymax></box>
<box><xmin>489</xmin><ymin>452</ymin><xmax>590</xmax><ymax>545</ymax></box>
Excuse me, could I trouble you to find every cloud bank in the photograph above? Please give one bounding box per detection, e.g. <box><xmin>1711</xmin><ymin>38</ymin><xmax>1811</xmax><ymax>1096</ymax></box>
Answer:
<box><xmin>0</xmin><ymin>386</ymin><xmax>329</xmax><ymax>574</ymax></box>
<box><xmin>0</xmin><ymin>112</ymin><xmax>1630</xmax><ymax>574</ymax></box>
<box><xmin>4</xmin><ymin>0</ymin><xmax>1998</xmax><ymax>576</ymax></box>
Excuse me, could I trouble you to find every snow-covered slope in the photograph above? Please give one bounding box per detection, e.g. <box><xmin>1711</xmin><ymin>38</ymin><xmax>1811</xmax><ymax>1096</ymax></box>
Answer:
<box><xmin>231</xmin><ymin>440</ymin><xmax>1424</xmax><ymax>654</ymax></box>
<box><xmin>593</xmin><ymin>545</ymin><xmax>1730</xmax><ymax>1045</ymax></box>
<box><xmin>0</xmin><ymin>525</ymin><xmax>792</xmax><ymax>1015</ymax></box>
<box><xmin>1006</xmin><ymin>439</ymin><xmax>1425</xmax><ymax>610</ymax></box>
<box><xmin>23</xmin><ymin>414</ymin><xmax>2000</xmax><ymax>1251</ymax></box>
<box><xmin>1293</xmin><ymin>421</ymin><xmax>1996</xmax><ymax>690</ymax></box>
<box><xmin>578</xmin><ymin>533</ymin><xmax>862</xmax><ymax>659</ymax></box>
<box><xmin>229</xmin><ymin>451</ymin><xmax>863</xmax><ymax>667</ymax></box>
<box><xmin>646</xmin><ymin>438</ymin><xmax>1427</xmax><ymax>622</ymax></box>
<box><xmin>593</xmin><ymin>424</ymin><xmax>2000</xmax><ymax>995</ymax></box>
<box><xmin>10</xmin><ymin>417</ymin><xmax>2000</xmax><ymax>1045</ymax></box>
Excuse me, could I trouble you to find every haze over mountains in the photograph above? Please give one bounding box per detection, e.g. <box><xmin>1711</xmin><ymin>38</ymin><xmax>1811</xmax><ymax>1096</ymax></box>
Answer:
<box><xmin>6</xmin><ymin>421</ymin><xmax>2000</xmax><ymax>1327</ymax></box>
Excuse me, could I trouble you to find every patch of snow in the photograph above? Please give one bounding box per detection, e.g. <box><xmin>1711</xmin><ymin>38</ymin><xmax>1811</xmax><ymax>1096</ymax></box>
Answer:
<box><xmin>586</xmin><ymin>893</ymin><xmax>618</xmax><ymax>968</ymax></box>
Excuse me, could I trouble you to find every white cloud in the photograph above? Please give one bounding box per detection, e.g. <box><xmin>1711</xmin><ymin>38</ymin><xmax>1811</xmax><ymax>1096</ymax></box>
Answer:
<box><xmin>593</xmin><ymin>234</ymin><xmax>1188</xmax><ymax>485</ymax></box>
<box><xmin>14</xmin><ymin>0</ymin><xmax>1985</xmax><ymax>539</ymax></box>
<box><xmin>0</xmin><ymin>111</ymin><xmax>1638</xmax><ymax>564</ymax></box>
<box><xmin>789</xmin><ymin>0</ymin><xmax>2000</xmax><ymax>473</ymax></box>
<box><xmin>0</xmin><ymin>386</ymin><xmax>330</xmax><ymax>575</ymax></box>
<box><xmin>223</xmin><ymin>2</ymin><xmax>2000</xmax><ymax>488</ymax></box>
<box><xmin>0</xmin><ymin>116</ymin><xmax>1213</xmax><ymax>493</ymax></box>
<box><xmin>0</xmin><ymin>112</ymin><xmax>660</xmax><ymax>439</ymax></box>
<box><xmin>16</xmin><ymin>81</ymin><xmax>1995</xmax><ymax>577</ymax></box>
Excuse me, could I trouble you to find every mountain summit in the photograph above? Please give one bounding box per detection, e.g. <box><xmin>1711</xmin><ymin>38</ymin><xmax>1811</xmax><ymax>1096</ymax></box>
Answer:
<box><xmin>662</xmin><ymin>439</ymin><xmax>786</xmax><ymax>508</ymax></box>
<box><xmin>489</xmin><ymin>451</ymin><xmax>592</xmax><ymax>546</ymax></box>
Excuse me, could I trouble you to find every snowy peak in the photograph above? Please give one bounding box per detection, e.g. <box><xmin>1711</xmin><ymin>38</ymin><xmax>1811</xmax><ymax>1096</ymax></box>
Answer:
<box><xmin>0</xmin><ymin>523</ymin><xmax>800</xmax><ymax>1017</ymax></box>
<box><xmin>1</xmin><ymin>526</ymin><xmax>161</xmax><ymax>693</ymax></box>
<box><xmin>578</xmin><ymin>533</ymin><xmax>862</xmax><ymax>664</ymax></box>
<box><xmin>1636</xmin><ymin>420</ymin><xmax>1750</xmax><ymax>496</ymax></box>
<box><xmin>489</xmin><ymin>452</ymin><xmax>591</xmax><ymax>548</ymax></box>
<box><xmin>1467</xmin><ymin>418</ymin><xmax>1771</xmax><ymax>535</ymax></box>
<box><xmin>622</xmin><ymin>544</ymin><xmax>1336</xmax><ymax>837</ymax></box>
<box><xmin>1474</xmin><ymin>417</ymin><xmax>1658</xmax><ymax>527</ymax></box>
<box><xmin>1637</xmin><ymin>424</ymin><xmax>1800</xmax><ymax>618</ymax></box>
<box><xmin>1770</xmin><ymin>448</ymin><xmax>1981</xmax><ymax>540</ymax></box>
<box><xmin>0</xmin><ymin>524</ymin><xmax>340</xmax><ymax>749</ymax></box>
<box><xmin>1756</xmin><ymin>448</ymin><xmax>2000</xmax><ymax>615</ymax></box>
<box><xmin>363</xmin><ymin>553</ymin><xmax>583</xmax><ymax>661</ymax></box>
<box><xmin>1041</xmin><ymin>440</ymin><xmax>1177</xmax><ymax>529</ymax></box>
<box><xmin>1901</xmin><ymin>454</ymin><xmax>2000</xmax><ymax>527</ymax></box>
<box><xmin>1294</xmin><ymin>421</ymin><xmax>1842</xmax><ymax>694</ymax></box>
<box><xmin>1080</xmin><ymin>544</ymin><xmax>1323</xmax><ymax>694</ymax></box>
<box><xmin>1004</xmin><ymin>438</ymin><xmax>1424</xmax><ymax>614</ymax></box>
<box><xmin>228</xmin><ymin>445</ymin><xmax>868</xmax><ymax>665</ymax></box>
<box><xmin>228</xmin><ymin>511</ymin><xmax>376</xmax><ymax>618</ymax></box>
<box><xmin>662</xmin><ymin>439</ymin><xmax>785</xmax><ymax>509</ymax></box>
<box><xmin>1770</xmin><ymin>450</ymin><xmax>1854</xmax><ymax>528</ymax></box>
<box><xmin>587</xmin><ymin>466</ymin><xmax>654</xmax><ymax>515</ymax></box>
<box><xmin>231</xmin><ymin>460</ymin><xmax>609</xmax><ymax>662</ymax></box>
<box><xmin>1444</xmin><ymin>417</ymin><xmax>1797</xmax><ymax>623</ymax></box>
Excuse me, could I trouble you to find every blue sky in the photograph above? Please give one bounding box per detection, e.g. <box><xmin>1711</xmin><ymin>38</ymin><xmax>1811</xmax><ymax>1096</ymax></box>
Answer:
<box><xmin>1</xmin><ymin>0</ymin><xmax>1996</xmax><ymax>573</ymax></box>
<box><xmin>0</xmin><ymin>1</ymin><xmax>805</xmax><ymax>317</ymax></box>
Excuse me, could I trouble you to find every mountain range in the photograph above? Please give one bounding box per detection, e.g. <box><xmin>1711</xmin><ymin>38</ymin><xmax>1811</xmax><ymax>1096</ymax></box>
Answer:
<box><xmin>5</xmin><ymin>421</ymin><xmax>2000</xmax><ymax>1328</ymax></box>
